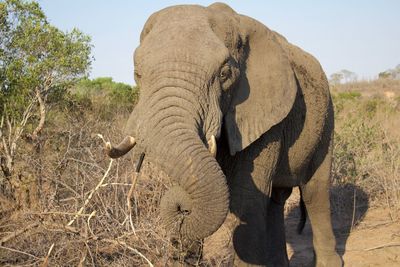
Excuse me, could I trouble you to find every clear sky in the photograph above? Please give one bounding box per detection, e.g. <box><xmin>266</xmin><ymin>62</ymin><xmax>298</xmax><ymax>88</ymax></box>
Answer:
<box><xmin>39</xmin><ymin>0</ymin><xmax>400</xmax><ymax>85</ymax></box>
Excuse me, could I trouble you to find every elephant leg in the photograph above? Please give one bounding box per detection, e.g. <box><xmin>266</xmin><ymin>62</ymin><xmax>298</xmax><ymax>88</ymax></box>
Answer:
<box><xmin>301</xmin><ymin>144</ymin><xmax>342</xmax><ymax>267</ymax></box>
<box><xmin>203</xmin><ymin>162</ymin><xmax>272</xmax><ymax>267</ymax></box>
<box><xmin>229</xmin><ymin>163</ymin><xmax>272</xmax><ymax>267</ymax></box>
<box><xmin>228</xmin><ymin>130</ymin><xmax>284</xmax><ymax>266</ymax></box>
<box><xmin>265</xmin><ymin>187</ymin><xmax>292</xmax><ymax>266</ymax></box>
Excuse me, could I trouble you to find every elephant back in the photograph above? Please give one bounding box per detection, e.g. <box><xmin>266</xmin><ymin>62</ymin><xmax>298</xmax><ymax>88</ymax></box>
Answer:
<box><xmin>275</xmin><ymin>34</ymin><xmax>332</xmax><ymax>177</ymax></box>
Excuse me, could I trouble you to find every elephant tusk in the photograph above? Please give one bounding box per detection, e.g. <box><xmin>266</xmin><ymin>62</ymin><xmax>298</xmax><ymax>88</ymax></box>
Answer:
<box><xmin>98</xmin><ymin>134</ymin><xmax>136</xmax><ymax>158</ymax></box>
<box><xmin>207</xmin><ymin>135</ymin><xmax>217</xmax><ymax>157</ymax></box>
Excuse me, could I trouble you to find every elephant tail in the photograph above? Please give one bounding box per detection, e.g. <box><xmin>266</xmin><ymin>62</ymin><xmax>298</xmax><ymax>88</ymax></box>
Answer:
<box><xmin>297</xmin><ymin>189</ymin><xmax>307</xmax><ymax>234</ymax></box>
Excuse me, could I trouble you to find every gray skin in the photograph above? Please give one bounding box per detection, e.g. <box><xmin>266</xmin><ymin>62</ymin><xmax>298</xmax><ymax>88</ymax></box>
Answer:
<box><xmin>108</xmin><ymin>3</ymin><xmax>342</xmax><ymax>267</ymax></box>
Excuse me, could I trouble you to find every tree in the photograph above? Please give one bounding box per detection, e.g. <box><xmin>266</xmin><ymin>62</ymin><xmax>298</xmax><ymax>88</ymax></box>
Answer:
<box><xmin>329</xmin><ymin>70</ymin><xmax>357</xmax><ymax>85</ymax></box>
<box><xmin>330</xmin><ymin>72</ymin><xmax>344</xmax><ymax>85</ymax></box>
<box><xmin>379</xmin><ymin>64</ymin><xmax>400</xmax><ymax>80</ymax></box>
<box><xmin>0</xmin><ymin>0</ymin><xmax>92</xmax><ymax>179</ymax></box>
<box><xmin>73</xmin><ymin>77</ymin><xmax>139</xmax><ymax>107</ymax></box>
<box><xmin>378</xmin><ymin>71</ymin><xmax>391</xmax><ymax>79</ymax></box>
<box><xmin>340</xmin><ymin>69</ymin><xmax>357</xmax><ymax>83</ymax></box>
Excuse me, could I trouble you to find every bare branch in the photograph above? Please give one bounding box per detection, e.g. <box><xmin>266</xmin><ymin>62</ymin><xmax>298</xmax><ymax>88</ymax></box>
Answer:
<box><xmin>67</xmin><ymin>159</ymin><xmax>114</xmax><ymax>226</ymax></box>
<box><xmin>0</xmin><ymin>115</ymin><xmax>3</xmax><ymax>139</ymax></box>
<box><xmin>127</xmin><ymin>153</ymin><xmax>145</xmax><ymax>235</ymax></box>
<box><xmin>6</xmin><ymin>111</ymin><xmax>12</xmax><ymax>151</ymax></box>
<box><xmin>0</xmin><ymin>98</ymin><xmax>36</xmax><ymax>177</ymax></box>
<box><xmin>1</xmin><ymin>114</ymin><xmax>13</xmax><ymax>176</ymax></box>
<box><xmin>0</xmin><ymin>245</ymin><xmax>41</xmax><ymax>260</ymax></box>
<box><xmin>87</xmin><ymin>211</ymin><xmax>96</xmax><ymax>237</ymax></box>
<box><xmin>127</xmin><ymin>172</ymin><xmax>139</xmax><ymax>235</ymax></box>
<box><xmin>0</xmin><ymin>222</ymin><xmax>40</xmax><ymax>245</ymax></box>
<box><xmin>31</xmin><ymin>87</ymin><xmax>46</xmax><ymax>140</ymax></box>
<box><xmin>102</xmin><ymin>239</ymin><xmax>154</xmax><ymax>267</ymax></box>
<box><xmin>39</xmin><ymin>243</ymin><xmax>55</xmax><ymax>267</ymax></box>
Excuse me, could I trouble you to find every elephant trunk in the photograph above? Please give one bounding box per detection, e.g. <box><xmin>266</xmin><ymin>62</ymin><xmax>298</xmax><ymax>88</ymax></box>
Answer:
<box><xmin>133</xmin><ymin>68</ymin><xmax>229</xmax><ymax>240</ymax></box>
<box><xmin>159</xmin><ymin>137</ymin><xmax>229</xmax><ymax>240</ymax></box>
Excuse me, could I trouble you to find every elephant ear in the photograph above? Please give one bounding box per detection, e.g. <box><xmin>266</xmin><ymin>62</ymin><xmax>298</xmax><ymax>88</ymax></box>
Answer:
<box><xmin>224</xmin><ymin>15</ymin><xmax>297</xmax><ymax>155</ymax></box>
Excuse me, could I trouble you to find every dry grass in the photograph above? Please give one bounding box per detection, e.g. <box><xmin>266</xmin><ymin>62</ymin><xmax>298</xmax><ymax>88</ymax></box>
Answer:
<box><xmin>331</xmin><ymin>79</ymin><xmax>400</xmax><ymax>220</ymax></box>
<box><xmin>0</xmin><ymin>79</ymin><xmax>399</xmax><ymax>266</ymax></box>
<box><xmin>0</xmin><ymin>103</ymin><xmax>178</xmax><ymax>266</ymax></box>
<box><xmin>331</xmin><ymin>78</ymin><xmax>400</xmax><ymax>99</ymax></box>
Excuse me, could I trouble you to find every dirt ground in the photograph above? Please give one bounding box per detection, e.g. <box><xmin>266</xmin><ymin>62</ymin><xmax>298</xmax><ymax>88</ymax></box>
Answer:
<box><xmin>285</xmin><ymin>189</ymin><xmax>400</xmax><ymax>267</ymax></box>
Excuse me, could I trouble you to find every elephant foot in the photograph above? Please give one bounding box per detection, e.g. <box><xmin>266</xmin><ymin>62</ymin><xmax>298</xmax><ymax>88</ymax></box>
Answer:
<box><xmin>314</xmin><ymin>251</ymin><xmax>343</xmax><ymax>267</ymax></box>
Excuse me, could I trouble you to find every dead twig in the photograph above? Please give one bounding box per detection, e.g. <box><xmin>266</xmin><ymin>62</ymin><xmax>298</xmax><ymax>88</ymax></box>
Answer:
<box><xmin>127</xmin><ymin>153</ymin><xmax>145</xmax><ymax>235</ymax></box>
<box><xmin>0</xmin><ymin>245</ymin><xmax>40</xmax><ymax>259</ymax></box>
<box><xmin>364</xmin><ymin>242</ymin><xmax>400</xmax><ymax>251</ymax></box>
<box><xmin>127</xmin><ymin>172</ymin><xmax>139</xmax><ymax>235</ymax></box>
<box><xmin>100</xmin><ymin>182</ymin><xmax>132</xmax><ymax>187</ymax></box>
<box><xmin>102</xmin><ymin>238</ymin><xmax>154</xmax><ymax>267</ymax></box>
<box><xmin>43</xmin><ymin>222</ymin><xmax>80</xmax><ymax>234</ymax></box>
<box><xmin>67</xmin><ymin>158</ymin><xmax>113</xmax><ymax>226</ymax></box>
<box><xmin>78</xmin><ymin>246</ymin><xmax>88</xmax><ymax>267</ymax></box>
<box><xmin>39</xmin><ymin>243</ymin><xmax>55</xmax><ymax>267</ymax></box>
<box><xmin>87</xmin><ymin>210</ymin><xmax>96</xmax><ymax>237</ymax></box>
<box><xmin>85</xmin><ymin>241</ymin><xmax>96</xmax><ymax>267</ymax></box>
<box><xmin>0</xmin><ymin>222</ymin><xmax>40</xmax><ymax>245</ymax></box>
<box><xmin>27</xmin><ymin>211</ymin><xmax>93</xmax><ymax>217</ymax></box>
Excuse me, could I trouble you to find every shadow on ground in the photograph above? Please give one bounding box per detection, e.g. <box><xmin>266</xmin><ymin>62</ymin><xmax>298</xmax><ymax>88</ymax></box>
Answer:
<box><xmin>286</xmin><ymin>183</ymin><xmax>369</xmax><ymax>266</ymax></box>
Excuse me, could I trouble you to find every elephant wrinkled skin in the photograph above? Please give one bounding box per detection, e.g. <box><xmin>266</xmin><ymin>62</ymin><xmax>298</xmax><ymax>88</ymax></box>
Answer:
<box><xmin>106</xmin><ymin>3</ymin><xmax>342</xmax><ymax>266</ymax></box>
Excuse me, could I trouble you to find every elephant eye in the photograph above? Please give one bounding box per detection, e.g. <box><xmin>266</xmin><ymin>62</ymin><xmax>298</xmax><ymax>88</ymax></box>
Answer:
<box><xmin>219</xmin><ymin>66</ymin><xmax>231</xmax><ymax>82</ymax></box>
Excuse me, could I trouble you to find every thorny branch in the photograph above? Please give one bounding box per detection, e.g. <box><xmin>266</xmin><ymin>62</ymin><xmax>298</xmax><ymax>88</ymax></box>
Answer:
<box><xmin>67</xmin><ymin>158</ymin><xmax>114</xmax><ymax>226</ymax></box>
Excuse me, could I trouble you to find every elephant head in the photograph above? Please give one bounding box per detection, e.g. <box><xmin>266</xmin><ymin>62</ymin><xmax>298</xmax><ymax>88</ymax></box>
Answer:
<box><xmin>107</xmin><ymin>3</ymin><xmax>297</xmax><ymax>240</ymax></box>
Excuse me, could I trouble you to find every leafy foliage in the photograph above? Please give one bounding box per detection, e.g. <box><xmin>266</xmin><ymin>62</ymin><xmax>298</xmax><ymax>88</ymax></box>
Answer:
<box><xmin>69</xmin><ymin>77</ymin><xmax>139</xmax><ymax>119</ymax></box>
<box><xmin>74</xmin><ymin>77</ymin><xmax>138</xmax><ymax>105</ymax></box>
<box><xmin>0</xmin><ymin>0</ymin><xmax>91</xmax><ymax>182</ymax></box>
<box><xmin>379</xmin><ymin>64</ymin><xmax>400</xmax><ymax>80</ymax></box>
<box><xmin>0</xmin><ymin>0</ymin><xmax>92</xmax><ymax>119</ymax></box>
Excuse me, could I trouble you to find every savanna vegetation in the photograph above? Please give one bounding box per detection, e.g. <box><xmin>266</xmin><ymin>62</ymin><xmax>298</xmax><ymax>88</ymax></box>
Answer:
<box><xmin>1</xmin><ymin>0</ymin><xmax>399</xmax><ymax>266</ymax></box>
<box><xmin>331</xmin><ymin>80</ymin><xmax>400</xmax><ymax>221</ymax></box>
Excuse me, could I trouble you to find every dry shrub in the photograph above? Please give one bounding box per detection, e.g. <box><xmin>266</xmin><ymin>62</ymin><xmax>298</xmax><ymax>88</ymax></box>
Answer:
<box><xmin>331</xmin><ymin>78</ymin><xmax>400</xmax><ymax>99</ymax></box>
<box><xmin>332</xmin><ymin>81</ymin><xmax>400</xmax><ymax>220</ymax></box>
<box><xmin>0</xmin><ymin>100</ymin><xmax>186</xmax><ymax>266</ymax></box>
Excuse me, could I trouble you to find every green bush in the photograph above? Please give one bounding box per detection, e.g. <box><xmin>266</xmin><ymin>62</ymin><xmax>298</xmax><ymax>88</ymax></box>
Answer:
<box><xmin>332</xmin><ymin>90</ymin><xmax>400</xmax><ymax>215</ymax></box>
<box><xmin>336</xmin><ymin>91</ymin><xmax>362</xmax><ymax>100</ymax></box>
<box><xmin>69</xmin><ymin>77</ymin><xmax>139</xmax><ymax>118</ymax></box>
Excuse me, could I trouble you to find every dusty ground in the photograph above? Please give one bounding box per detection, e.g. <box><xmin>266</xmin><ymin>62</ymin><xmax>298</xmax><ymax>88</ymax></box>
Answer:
<box><xmin>285</xmin><ymin>189</ymin><xmax>400</xmax><ymax>267</ymax></box>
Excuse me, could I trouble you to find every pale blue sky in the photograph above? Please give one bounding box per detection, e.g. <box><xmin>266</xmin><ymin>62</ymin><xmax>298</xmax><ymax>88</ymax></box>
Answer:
<box><xmin>39</xmin><ymin>0</ymin><xmax>400</xmax><ymax>85</ymax></box>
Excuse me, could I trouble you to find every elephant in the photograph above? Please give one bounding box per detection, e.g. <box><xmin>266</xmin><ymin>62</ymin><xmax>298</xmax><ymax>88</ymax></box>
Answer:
<box><xmin>104</xmin><ymin>3</ymin><xmax>342</xmax><ymax>266</ymax></box>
